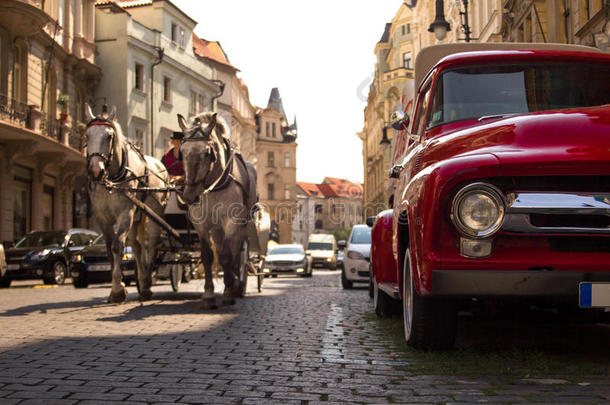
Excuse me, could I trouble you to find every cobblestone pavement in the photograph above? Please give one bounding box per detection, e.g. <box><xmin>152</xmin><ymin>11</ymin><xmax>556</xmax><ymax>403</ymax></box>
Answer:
<box><xmin>0</xmin><ymin>271</ymin><xmax>608</xmax><ymax>404</ymax></box>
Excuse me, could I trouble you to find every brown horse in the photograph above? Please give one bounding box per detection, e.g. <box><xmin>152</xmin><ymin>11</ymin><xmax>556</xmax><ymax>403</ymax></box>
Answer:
<box><xmin>178</xmin><ymin>112</ymin><xmax>258</xmax><ymax>309</ymax></box>
<box><xmin>85</xmin><ymin>104</ymin><xmax>169</xmax><ymax>303</ymax></box>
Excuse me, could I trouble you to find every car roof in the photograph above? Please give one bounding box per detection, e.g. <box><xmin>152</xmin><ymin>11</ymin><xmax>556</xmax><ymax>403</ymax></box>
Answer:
<box><xmin>273</xmin><ymin>244</ymin><xmax>303</xmax><ymax>248</ymax></box>
<box><xmin>414</xmin><ymin>42</ymin><xmax>601</xmax><ymax>90</ymax></box>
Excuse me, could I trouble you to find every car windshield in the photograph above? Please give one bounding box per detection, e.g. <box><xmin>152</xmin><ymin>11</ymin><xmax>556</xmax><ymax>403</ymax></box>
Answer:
<box><xmin>92</xmin><ymin>234</ymin><xmax>105</xmax><ymax>245</ymax></box>
<box><xmin>350</xmin><ymin>227</ymin><xmax>371</xmax><ymax>244</ymax></box>
<box><xmin>269</xmin><ymin>246</ymin><xmax>303</xmax><ymax>255</ymax></box>
<box><xmin>14</xmin><ymin>231</ymin><xmax>66</xmax><ymax>248</ymax></box>
<box><xmin>427</xmin><ymin>62</ymin><xmax>610</xmax><ymax>128</ymax></box>
<box><xmin>307</xmin><ymin>242</ymin><xmax>333</xmax><ymax>250</ymax></box>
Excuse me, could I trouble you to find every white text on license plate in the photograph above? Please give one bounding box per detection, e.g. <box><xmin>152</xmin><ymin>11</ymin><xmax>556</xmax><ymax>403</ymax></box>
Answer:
<box><xmin>89</xmin><ymin>264</ymin><xmax>111</xmax><ymax>271</ymax></box>
<box><xmin>7</xmin><ymin>263</ymin><xmax>20</xmax><ymax>270</ymax></box>
<box><xmin>579</xmin><ymin>282</ymin><xmax>610</xmax><ymax>308</ymax></box>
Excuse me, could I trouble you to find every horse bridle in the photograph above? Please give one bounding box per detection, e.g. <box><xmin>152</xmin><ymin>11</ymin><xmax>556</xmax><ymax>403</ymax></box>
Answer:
<box><xmin>86</xmin><ymin>119</ymin><xmax>128</xmax><ymax>182</ymax></box>
<box><xmin>179</xmin><ymin>124</ymin><xmax>233</xmax><ymax>191</ymax></box>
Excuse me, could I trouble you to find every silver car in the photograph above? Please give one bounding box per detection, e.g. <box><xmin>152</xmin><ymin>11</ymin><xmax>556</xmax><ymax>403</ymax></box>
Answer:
<box><xmin>262</xmin><ymin>244</ymin><xmax>312</xmax><ymax>277</ymax></box>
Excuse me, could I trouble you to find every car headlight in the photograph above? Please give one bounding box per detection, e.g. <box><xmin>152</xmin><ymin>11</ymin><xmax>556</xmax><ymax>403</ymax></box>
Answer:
<box><xmin>122</xmin><ymin>252</ymin><xmax>134</xmax><ymax>261</ymax></box>
<box><xmin>71</xmin><ymin>255</ymin><xmax>83</xmax><ymax>263</ymax></box>
<box><xmin>31</xmin><ymin>248</ymin><xmax>52</xmax><ymax>261</ymax></box>
<box><xmin>451</xmin><ymin>183</ymin><xmax>505</xmax><ymax>238</ymax></box>
<box><xmin>347</xmin><ymin>250</ymin><xmax>364</xmax><ymax>260</ymax></box>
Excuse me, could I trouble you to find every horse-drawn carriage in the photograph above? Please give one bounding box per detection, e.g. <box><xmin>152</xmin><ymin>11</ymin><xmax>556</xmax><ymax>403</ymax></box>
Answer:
<box><xmin>84</xmin><ymin>105</ymin><xmax>269</xmax><ymax>306</ymax></box>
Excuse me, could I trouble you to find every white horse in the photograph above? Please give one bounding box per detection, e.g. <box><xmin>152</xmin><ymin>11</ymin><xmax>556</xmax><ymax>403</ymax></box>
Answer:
<box><xmin>85</xmin><ymin>104</ymin><xmax>169</xmax><ymax>303</ymax></box>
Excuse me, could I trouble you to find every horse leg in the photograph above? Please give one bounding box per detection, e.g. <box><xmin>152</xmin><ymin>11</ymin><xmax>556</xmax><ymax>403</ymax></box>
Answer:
<box><xmin>134</xmin><ymin>216</ymin><xmax>158</xmax><ymax>301</ymax></box>
<box><xmin>199</xmin><ymin>233</ymin><xmax>216</xmax><ymax>310</ymax></box>
<box><xmin>218</xmin><ymin>233</ymin><xmax>242</xmax><ymax>305</ymax></box>
<box><xmin>108</xmin><ymin>212</ymin><xmax>134</xmax><ymax>303</ymax></box>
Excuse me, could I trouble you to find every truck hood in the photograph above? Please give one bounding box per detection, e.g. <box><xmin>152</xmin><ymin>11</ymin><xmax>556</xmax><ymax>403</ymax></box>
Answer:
<box><xmin>427</xmin><ymin>105</ymin><xmax>610</xmax><ymax>173</ymax></box>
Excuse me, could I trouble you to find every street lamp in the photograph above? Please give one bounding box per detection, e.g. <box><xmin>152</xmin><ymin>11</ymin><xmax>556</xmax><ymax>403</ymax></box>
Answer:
<box><xmin>428</xmin><ymin>0</ymin><xmax>451</xmax><ymax>41</ymax></box>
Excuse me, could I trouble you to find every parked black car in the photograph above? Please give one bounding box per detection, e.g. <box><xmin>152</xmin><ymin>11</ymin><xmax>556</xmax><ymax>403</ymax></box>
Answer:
<box><xmin>70</xmin><ymin>234</ymin><xmax>137</xmax><ymax>288</ymax></box>
<box><xmin>1</xmin><ymin>229</ymin><xmax>99</xmax><ymax>287</ymax></box>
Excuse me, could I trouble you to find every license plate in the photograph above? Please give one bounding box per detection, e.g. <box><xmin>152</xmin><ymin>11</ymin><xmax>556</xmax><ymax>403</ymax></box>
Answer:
<box><xmin>89</xmin><ymin>264</ymin><xmax>111</xmax><ymax>271</ymax></box>
<box><xmin>7</xmin><ymin>263</ymin><xmax>20</xmax><ymax>270</ymax></box>
<box><xmin>579</xmin><ymin>282</ymin><xmax>610</xmax><ymax>308</ymax></box>
<box><xmin>123</xmin><ymin>270</ymin><xmax>135</xmax><ymax>276</ymax></box>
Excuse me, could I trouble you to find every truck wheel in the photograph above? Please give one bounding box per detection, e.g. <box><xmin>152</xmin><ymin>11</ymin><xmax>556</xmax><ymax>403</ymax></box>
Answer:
<box><xmin>403</xmin><ymin>249</ymin><xmax>456</xmax><ymax>350</ymax></box>
<box><xmin>373</xmin><ymin>276</ymin><xmax>394</xmax><ymax>318</ymax></box>
<box><xmin>0</xmin><ymin>277</ymin><xmax>11</xmax><ymax>288</ymax></box>
<box><xmin>341</xmin><ymin>268</ymin><xmax>353</xmax><ymax>289</ymax></box>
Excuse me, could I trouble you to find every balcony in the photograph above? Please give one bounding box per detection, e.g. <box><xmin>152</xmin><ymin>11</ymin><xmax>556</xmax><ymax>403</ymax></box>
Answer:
<box><xmin>382</xmin><ymin>67</ymin><xmax>414</xmax><ymax>86</ymax></box>
<box><xmin>0</xmin><ymin>0</ymin><xmax>53</xmax><ymax>37</ymax></box>
<box><xmin>0</xmin><ymin>94</ymin><xmax>29</xmax><ymax>127</ymax></box>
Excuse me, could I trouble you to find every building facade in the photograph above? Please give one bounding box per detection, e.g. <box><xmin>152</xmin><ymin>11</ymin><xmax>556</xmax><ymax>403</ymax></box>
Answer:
<box><xmin>94</xmin><ymin>0</ymin><xmax>220</xmax><ymax>158</ymax></box>
<box><xmin>0</xmin><ymin>0</ymin><xmax>101</xmax><ymax>242</ymax></box>
<box><xmin>293</xmin><ymin>178</ymin><xmax>363</xmax><ymax>245</ymax></box>
<box><xmin>254</xmin><ymin>88</ymin><xmax>297</xmax><ymax>244</ymax></box>
<box><xmin>359</xmin><ymin>5</ymin><xmax>415</xmax><ymax>218</ymax></box>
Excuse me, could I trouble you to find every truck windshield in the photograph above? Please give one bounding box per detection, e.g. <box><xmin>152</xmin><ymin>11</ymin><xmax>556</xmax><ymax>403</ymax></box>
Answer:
<box><xmin>307</xmin><ymin>242</ymin><xmax>333</xmax><ymax>250</ymax></box>
<box><xmin>427</xmin><ymin>62</ymin><xmax>610</xmax><ymax>128</ymax></box>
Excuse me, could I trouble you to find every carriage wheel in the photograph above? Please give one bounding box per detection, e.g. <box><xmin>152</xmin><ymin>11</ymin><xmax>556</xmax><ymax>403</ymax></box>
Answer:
<box><xmin>236</xmin><ymin>240</ymin><xmax>249</xmax><ymax>298</ymax></box>
<box><xmin>170</xmin><ymin>264</ymin><xmax>183</xmax><ymax>292</ymax></box>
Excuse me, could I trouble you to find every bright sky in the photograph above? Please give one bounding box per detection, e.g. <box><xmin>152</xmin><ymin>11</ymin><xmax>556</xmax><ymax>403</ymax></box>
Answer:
<box><xmin>173</xmin><ymin>0</ymin><xmax>402</xmax><ymax>184</ymax></box>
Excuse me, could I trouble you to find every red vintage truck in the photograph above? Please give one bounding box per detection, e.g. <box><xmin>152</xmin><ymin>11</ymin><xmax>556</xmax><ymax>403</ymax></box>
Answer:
<box><xmin>371</xmin><ymin>43</ymin><xmax>610</xmax><ymax>349</ymax></box>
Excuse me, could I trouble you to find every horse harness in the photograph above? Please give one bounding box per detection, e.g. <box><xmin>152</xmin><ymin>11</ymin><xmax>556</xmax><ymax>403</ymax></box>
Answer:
<box><xmin>182</xmin><ymin>127</ymin><xmax>251</xmax><ymax>207</ymax></box>
<box><xmin>86</xmin><ymin>119</ymin><xmax>166</xmax><ymax>201</ymax></box>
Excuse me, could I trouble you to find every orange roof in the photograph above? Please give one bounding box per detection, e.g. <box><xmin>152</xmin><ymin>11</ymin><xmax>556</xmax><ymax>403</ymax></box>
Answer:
<box><xmin>297</xmin><ymin>182</ymin><xmax>323</xmax><ymax>197</ymax></box>
<box><xmin>192</xmin><ymin>33</ymin><xmax>236</xmax><ymax>70</ymax></box>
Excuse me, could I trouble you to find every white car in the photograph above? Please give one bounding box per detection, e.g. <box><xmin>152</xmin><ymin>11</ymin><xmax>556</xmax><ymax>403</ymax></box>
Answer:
<box><xmin>262</xmin><ymin>244</ymin><xmax>312</xmax><ymax>277</ymax></box>
<box><xmin>341</xmin><ymin>224</ymin><xmax>371</xmax><ymax>289</ymax></box>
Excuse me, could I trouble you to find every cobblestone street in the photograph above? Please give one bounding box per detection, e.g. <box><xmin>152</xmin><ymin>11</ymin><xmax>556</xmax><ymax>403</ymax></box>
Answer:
<box><xmin>0</xmin><ymin>271</ymin><xmax>608</xmax><ymax>404</ymax></box>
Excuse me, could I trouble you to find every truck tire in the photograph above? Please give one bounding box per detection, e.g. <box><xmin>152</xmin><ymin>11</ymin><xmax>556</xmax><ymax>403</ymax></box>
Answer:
<box><xmin>402</xmin><ymin>248</ymin><xmax>456</xmax><ymax>350</ymax></box>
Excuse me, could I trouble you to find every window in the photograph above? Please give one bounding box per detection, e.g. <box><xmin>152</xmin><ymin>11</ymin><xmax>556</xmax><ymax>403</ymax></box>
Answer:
<box><xmin>13</xmin><ymin>43</ymin><xmax>27</xmax><ymax>102</ymax></box>
<box><xmin>266</xmin><ymin>122</ymin><xmax>270</xmax><ymax>137</ymax></box>
<box><xmin>403</xmin><ymin>52</ymin><xmax>412</xmax><ymax>69</ymax></box>
<box><xmin>163</xmin><ymin>76</ymin><xmax>171</xmax><ymax>103</ymax></box>
<box><xmin>315</xmin><ymin>220</ymin><xmax>323</xmax><ymax>230</ymax></box>
<box><xmin>407</xmin><ymin>24</ymin><xmax>411</xmax><ymax>34</ymax></box>
<box><xmin>171</xmin><ymin>23</ymin><xmax>178</xmax><ymax>42</ymax></box>
<box><xmin>179</xmin><ymin>27</ymin><xmax>186</xmax><ymax>48</ymax></box>
<box><xmin>284</xmin><ymin>185</ymin><xmax>290</xmax><ymax>200</ymax></box>
<box><xmin>135</xmin><ymin>63</ymin><xmax>144</xmax><ymax>91</ymax></box>
<box><xmin>190</xmin><ymin>90</ymin><xmax>197</xmax><ymax>115</ymax></box>
<box><xmin>268</xmin><ymin>183</ymin><xmax>275</xmax><ymax>200</ymax></box>
<box><xmin>412</xmin><ymin>83</ymin><xmax>431</xmax><ymax>134</ymax></box>
<box><xmin>315</xmin><ymin>204</ymin><xmax>323</xmax><ymax>214</ymax></box>
<box><xmin>284</xmin><ymin>152</ymin><xmax>290</xmax><ymax>168</ymax></box>
<box><xmin>134</xmin><ymin>128</ymin><xmax>144</xmax><ymax>148</ymax></box>
<box><xmin>267</xmin><ymin>151</ymin><xmax>275</xmax><ymax>167</ymax></box>
<box><xmin>198</xmin><ymin>94</ymin><xmax>205</xmax><ymax>113</ymax></box>
<box><xmin>401</xmin><ymin>25</ymin><xmax>405</xmax><ymax>35</ymax></box>
<box><xmin>272</xmin><ymin>122</ymin><xmax>276</xmax><ymax>138</ymax></box>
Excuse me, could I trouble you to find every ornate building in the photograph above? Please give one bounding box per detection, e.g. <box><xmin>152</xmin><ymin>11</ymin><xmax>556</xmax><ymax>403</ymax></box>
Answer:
<box><xmin>94</xmin><ymin>0</ymin><xmax>221</xmax><ymax>158</ymax></box>
<box><xmin>255</xmin><ymin>88</ymin><xmax>297</xmax><ymax>244</ymax></box>
<box><xmin>0</xmin><ymin>0</ymin><xmax>101</xmax><ymax>242</ymax></box>
<box><xmin>358</xmin><ymin>4</ymin><xmax>415</xmax><ymax>217</ymax></box>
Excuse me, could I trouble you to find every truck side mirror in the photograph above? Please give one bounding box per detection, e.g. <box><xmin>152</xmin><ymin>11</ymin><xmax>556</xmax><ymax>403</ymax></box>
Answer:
<box><xmin>391</xmin><ymin>110</ymin><xmax>410</xmax><ymax>130</ymax></box>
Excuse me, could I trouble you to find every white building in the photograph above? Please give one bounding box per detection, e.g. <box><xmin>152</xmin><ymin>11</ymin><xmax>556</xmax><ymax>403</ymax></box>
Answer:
<box><xmin>94</xmin><ymin>0</ymin><xmax>220</xmax><ymax>158</ymax></box>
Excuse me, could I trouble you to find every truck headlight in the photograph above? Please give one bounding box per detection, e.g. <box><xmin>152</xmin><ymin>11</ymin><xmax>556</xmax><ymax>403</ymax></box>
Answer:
<box><xmin>451</xmin><ymin>183</ymin><xmax>505</xmax><ymax>238</ymax></box>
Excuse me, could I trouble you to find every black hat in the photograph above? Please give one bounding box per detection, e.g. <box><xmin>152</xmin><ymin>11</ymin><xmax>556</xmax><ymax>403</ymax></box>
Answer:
<box><xmin>170</xmin><ymin>131</ymin><xmax>184</xmax><ymax>140</ymax></box>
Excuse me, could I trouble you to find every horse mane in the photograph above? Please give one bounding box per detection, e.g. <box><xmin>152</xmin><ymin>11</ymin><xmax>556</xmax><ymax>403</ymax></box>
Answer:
<box><xmin>193</xmin><ymin>111</ymin><xmax>231</xmax><ymax>140</ymax></box>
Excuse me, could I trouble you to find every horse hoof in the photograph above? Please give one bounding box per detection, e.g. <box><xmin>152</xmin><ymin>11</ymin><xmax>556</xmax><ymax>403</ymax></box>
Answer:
<box><xmin>139</xmin><ymin>290</ymin><xmax>153</xmax><ymax>301</ymax></box>
<box><xmin>107</xmin><ymin>288</ymin><xmax>127</xmax><ymax>304</ymax></box>
<box><xmin>200</xmin><ymin>297</ymin><xmax>218</xmax><ymax>310</ymax></box>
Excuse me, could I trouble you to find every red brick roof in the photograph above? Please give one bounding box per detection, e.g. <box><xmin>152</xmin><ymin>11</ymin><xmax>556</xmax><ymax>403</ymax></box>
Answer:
<box><xmin>297</xmin><ymin>182</ymin><xmax>322</xmax><ymax>197</ymax></box>
<box><xmin>192</xmin><ymin>33</ymin><xmax>236</xmax><ymax>70</ymax></box>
